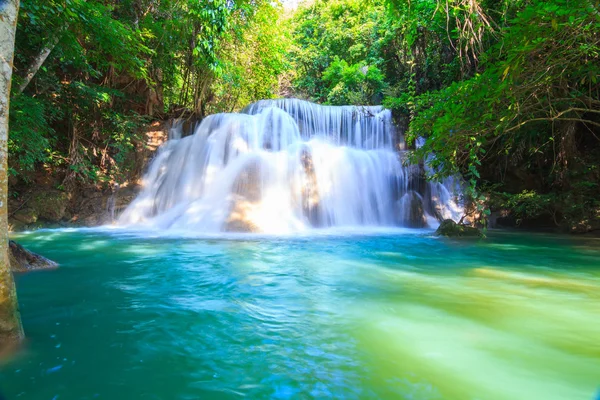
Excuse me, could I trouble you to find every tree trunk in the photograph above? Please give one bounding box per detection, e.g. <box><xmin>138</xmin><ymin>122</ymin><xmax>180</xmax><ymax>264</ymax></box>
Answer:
<box><xmin>18</xmin><ymin>24</ymin><xmax>66</xmax><ymax>93</ymax></box>
<box><xmin>0</xmin><ymin>0</ymin><xmax>24</xmax><ymax>348</ymax></box>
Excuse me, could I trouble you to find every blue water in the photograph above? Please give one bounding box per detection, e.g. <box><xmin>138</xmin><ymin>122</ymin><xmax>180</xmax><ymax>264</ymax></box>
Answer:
<box><xmin>1</xmin><ymin>229</ymin><xmax>599</xmax><ymax>399</ymax></box>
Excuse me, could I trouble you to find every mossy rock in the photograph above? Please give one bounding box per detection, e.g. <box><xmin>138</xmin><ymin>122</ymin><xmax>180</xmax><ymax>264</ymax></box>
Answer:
<box><xmin>29</xmin><ymin>190</ymin><xmax>69</xmax><ymax>222</ymax></box>
<box><xmin>435</xmin><ymin>219</ymin><xmax>483</xmax><ymax>238</ymax></box>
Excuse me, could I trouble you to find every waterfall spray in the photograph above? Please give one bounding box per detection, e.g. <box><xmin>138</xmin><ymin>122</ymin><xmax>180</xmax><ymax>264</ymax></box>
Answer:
<box><xmin>119</xmin><ymin>99</ymin><xmax>462</xmax><ymax>233</ymax></box>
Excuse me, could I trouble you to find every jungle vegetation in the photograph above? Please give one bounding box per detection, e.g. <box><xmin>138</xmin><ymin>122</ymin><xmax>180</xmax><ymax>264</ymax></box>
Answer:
<box><xmin>6</xmin><ymin>0</ymin><xmax>600</xmax><ymax>231</ymax></box>
<box><xmin>289</xmin><ymin>0</ymin><xmax>600</xmax><ymax>231</ymax></box>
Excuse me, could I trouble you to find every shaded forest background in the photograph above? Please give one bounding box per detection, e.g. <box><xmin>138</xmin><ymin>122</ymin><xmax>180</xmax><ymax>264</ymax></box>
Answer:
<box><xmin>8</xmin><ymin>0</ymin><xmax>600</xmax><ymax>232</ymax></box>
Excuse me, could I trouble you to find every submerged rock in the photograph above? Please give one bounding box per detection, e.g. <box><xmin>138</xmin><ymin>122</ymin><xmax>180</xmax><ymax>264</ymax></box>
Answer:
<box><xmin>9</xmin><ymin>240</ymin><xmax>58</xmax><ymax>272</ymax></box>
<box><xmin>435</xmin><ymin>219</ymin><xmax>483</xmax><ymax>238</ymax></box>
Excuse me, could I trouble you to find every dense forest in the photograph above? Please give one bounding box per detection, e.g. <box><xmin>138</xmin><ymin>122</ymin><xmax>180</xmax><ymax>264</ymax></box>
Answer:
<box><xmin>5</xmin><ymin>0</ymin><xmax>600</xmax><ymax>232</ymax></box>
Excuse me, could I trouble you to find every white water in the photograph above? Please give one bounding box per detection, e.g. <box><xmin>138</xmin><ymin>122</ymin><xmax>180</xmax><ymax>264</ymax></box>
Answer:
<box><xmin>119</xmin><ymin>99</ymin><xmax>462</xmax><ymax>233</ymax></box>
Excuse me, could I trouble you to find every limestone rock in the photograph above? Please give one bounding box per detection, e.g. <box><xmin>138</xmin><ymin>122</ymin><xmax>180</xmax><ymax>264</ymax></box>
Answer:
<box><xmin>114</xmin><ymin>186</ymin><xmax>139</xmax><ymax>215</ymax></box>
<box><xmin>435</xmin><ymin>219</ymin><xmax>483</xmax><ymax>238</ymax></box>
<box><xmin>224</xmin><ymin>196</ymin><xmax>260</xmax><ymax>233</ymax></box>
<box><xmin>9</xmin><ymin>240</ymin><xmax>58</xmax><ymax>273</ymax></box>
<box><xmin>224</xmin><ymin>162</ymin><xmax>263</xmax><ymax>232</ymax></box>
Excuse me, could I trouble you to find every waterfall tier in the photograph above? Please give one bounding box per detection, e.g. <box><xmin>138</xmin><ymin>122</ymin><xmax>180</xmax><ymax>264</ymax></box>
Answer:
<box><xmin>119</xmin><ymin>99</ymin><xmax>462</xmax><ymax>233</ymax></box>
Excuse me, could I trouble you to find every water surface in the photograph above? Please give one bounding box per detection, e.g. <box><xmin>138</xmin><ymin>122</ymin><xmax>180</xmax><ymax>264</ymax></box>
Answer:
<box><xmin>2</xmin><ymin>229</ymin><xmax>599</xmax><ymax>399</ymax></box>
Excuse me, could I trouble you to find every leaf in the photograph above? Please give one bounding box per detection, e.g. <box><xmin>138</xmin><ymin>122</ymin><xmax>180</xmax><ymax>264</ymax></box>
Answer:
<box><xmin>502</xmin><ymin>65</ymin><xmax>510</xmax><ymax>80</ymax></box>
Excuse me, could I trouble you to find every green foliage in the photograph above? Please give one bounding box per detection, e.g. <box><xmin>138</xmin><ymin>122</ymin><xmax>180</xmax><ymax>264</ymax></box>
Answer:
<box><xmin>8</xmin><ymin>94</ymin><xmax>56</xmax><ymax>177</ymax></box>
<box><xmin>291</xmin><ymin>0</ymin><xmax>600</xmax><ymax>229</ymax></box>
<box><xmin>288</xmin><ymin>0</ymin><xmax>389</xmax><ymax>103</ymax></box>
<box><xmin>9</xmin><ymin>0</ymin><xmax>287</xmax><ymax>187</ymax></box>
<box><xmin>405</xmin><ymin>0</ymin><xmax>600</xmax><ymax>176</ymax></box>
<box><xmin>209</xmin><ymin>1</ymin><xmax>290</xmax><ymax>112</ymax></box>
<box><xmin>10</xmin><ymin>0</ymin><xmax>600</xmax><ymax>231</ymax></box>
<box><xmin>500</xmin><ymin>191</ymin><xmax>558</xmax><ymax>223</ymax></box>
<box><xmin>322</xmin><ymin>58</ymin><xmax>386</xmax><ymax>105</ymax></box>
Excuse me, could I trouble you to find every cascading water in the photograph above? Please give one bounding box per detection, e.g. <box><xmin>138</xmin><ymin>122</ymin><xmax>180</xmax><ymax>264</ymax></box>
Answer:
<box><xmin>118</xmin><ymin>99</ymin><xmax>463</xmax><ymax>233</ymax></box>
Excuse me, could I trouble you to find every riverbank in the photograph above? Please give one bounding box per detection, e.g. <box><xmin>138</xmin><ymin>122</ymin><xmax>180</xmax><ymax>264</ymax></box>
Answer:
<box><xmin>7</xmin><ymin>121</ymin><xmax>168</xmax><ymax>232</ymax></box>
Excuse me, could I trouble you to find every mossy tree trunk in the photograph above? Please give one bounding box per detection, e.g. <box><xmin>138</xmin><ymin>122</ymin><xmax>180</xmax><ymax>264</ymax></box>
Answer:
<box><xmin>0</xmin><ymin>0</ymin><xmax>24</xmax><ymax>347</ymax></box>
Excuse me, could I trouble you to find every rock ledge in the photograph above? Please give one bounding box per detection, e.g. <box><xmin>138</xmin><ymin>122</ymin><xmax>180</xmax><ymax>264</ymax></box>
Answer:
<box><xmin>9</xmin><ymin>241</ymin><xmax>58</xmax><ymax>272</ymax></box>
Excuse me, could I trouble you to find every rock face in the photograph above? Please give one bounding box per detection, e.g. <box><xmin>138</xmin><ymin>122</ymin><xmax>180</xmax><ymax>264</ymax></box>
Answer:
<box><xmin>9</xmin><ymin>241</ymin><xmax>58</xmax><ymax>273</ymax></box>
<box><xmin>8</xmin><ymin>190</ymin><xmax>69</xmax><ymax>231</ymax></box>
<box><xmin>72</xmin><ymin>184</ymin><xmax>141</xmax><ymax>227</ymax></box>
<box><xmin>396</xmin><ymin>191</ymin><xmax>427</xmax><ymax>228</ymax></box>
<box><xmin>435</xmin><ymin>219</ymin><xmax>483</xmax><ymax>238</ymax></box>
<box><xmin>7</xmin><ymin>120</ymin><xmax>169</xmax><ymax>232</ymax></box>
<box><xmin>7</xmin><ymin>185</ymin><xmax>141</xmax><ymax>231</ymax></box>
<box><xmin>12</xmin><ymin>208</ymin><xmax>37</xmax><ymax>224</ymax></box>
<box><xmin>29</xmin><ymin>190</ymin><xmax>69</xmax><ymax>222</ymax></box>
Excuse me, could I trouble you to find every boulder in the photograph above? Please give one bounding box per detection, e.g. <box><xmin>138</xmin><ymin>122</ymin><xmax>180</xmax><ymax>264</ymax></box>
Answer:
<box><xmin>435</xmin><ymin>219</ymin><xmax>483</xmax><ymax>238</ymax></box>
<box><xmin>29</xmin><ymin>190</ymin><xmax>69</xmax><ymax>222</ymax></box>
<box><xmin>8</xmin><ymin>219</ymin><xmax>28</xmax><ymax>232</ymax></box>
<box><xmin>12</xmin><ymin>208</ymin><xmax>38</xmax><ymax>224</ymax></box>
<box><xmin>9</xmin><ymin>240</ymin><xmax>58</xmax><ymax>273</ymax></box>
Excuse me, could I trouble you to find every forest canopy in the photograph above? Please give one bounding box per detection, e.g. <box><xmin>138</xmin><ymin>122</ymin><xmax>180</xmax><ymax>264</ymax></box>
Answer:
<box><xmin>10</xmin><ymin>0</ymin><xmax>288</xmax><ymax>185</ymax></box>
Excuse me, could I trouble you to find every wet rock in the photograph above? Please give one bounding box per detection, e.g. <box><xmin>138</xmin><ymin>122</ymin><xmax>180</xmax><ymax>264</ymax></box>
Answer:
<box><xmin>67</xmin><ymin>184</ymin><xmax>140</xmax><ymax>226</ymax></box>
<box><xmin>113</xmin><ymin>186</ymin><xmax>139</xmax><ymax>215</ymax></box>
<box><xmin>299</xmin><ymin>149</ymin><xmax>321</xmax><ymax>226</ymax></box>
<box><xmin>224</xmin><ymin>162</ymin><xmax>263</xmax><ymax>232</ymax></box>
<box><xmin>82</xmin><ymin>189</ymin><xmax>103</xmax><ymax>199</ymax></box>
<box><xmin>232</xmin><ymin>161</ymin><xmax>262</xmax><ymax>202</ymax></box>
<box><xmin>435</xmin><ymin>219</ymin><xmax>483</xmax><ymax>238</ymax></box>
<box><xmin>396</xmin><ymin>191</ymin><xmax>427</xmax><ymax>228</ymax></box>
<box><xmin>9</xmin><ymin>240</ymin><xmax>58</xmax><ymax>273</ymax></box>
<box><xmin>224</xmin><ymin>196</ymin><xmax>260</xmax><ymax>233</ymax></box>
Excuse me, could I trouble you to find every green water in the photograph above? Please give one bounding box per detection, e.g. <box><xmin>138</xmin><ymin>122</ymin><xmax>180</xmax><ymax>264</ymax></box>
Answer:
<box><xmin>1</xmin><ymin>229</ymin><xmax>599</xmax><ymax>399</ymax></box>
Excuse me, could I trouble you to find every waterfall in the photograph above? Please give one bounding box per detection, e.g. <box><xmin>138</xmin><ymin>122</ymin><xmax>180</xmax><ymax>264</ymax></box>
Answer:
<box><xmin>118</xmin><ymin>99</ymin><xmax>462</xmax><ymax>233</ymax></box>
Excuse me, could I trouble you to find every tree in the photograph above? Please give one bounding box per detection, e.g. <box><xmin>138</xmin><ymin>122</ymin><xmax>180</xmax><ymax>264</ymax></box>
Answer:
<box><xmin>0</xmin><ymin>0</ymin><xmax>24</xmax><ymax>348</ymax></box>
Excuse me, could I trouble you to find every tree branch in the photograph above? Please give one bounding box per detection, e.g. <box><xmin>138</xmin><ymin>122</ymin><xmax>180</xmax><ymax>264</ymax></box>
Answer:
<box><xmin>18</xmin><ymin>24</ymin><xmax>68</xmax><ymax>93</ymax></box>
